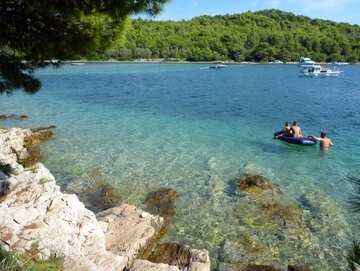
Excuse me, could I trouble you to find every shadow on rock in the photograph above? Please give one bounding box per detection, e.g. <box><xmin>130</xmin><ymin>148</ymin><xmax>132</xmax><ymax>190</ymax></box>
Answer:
<box><xmin>0</xmin><ymin>180</ymin><xmax>9</xmax><ymax>198</ymax></box>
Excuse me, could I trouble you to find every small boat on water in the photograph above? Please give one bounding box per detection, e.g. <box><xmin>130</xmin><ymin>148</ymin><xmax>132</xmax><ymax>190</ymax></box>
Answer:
<box><xmin>298</xmin><ymin>56</ymin><xmax>315</xmax><ymax>66</ymax></box>
<box><xmin>210</xmin><ymin>64</ymin><xmax>226</xmax><ymax>69</ymax></box>
<box><xmin>274</xmin><ymin>131</ymin><xmax>317</xmax><ymax>146</ymax></box>
<box><xmin>299</xmin><ymin>64</ymin><xmax>341</xmax><ymax>77</ymax></box>
<box><xmin>269</xmin><ymin>60</ymin><xmax>283</xmax><ymax>64</ymax></box>
<box><xmin>209</xmin><ymin>62</ymin><xmax>226</xmax><ymax>69</ymax></box>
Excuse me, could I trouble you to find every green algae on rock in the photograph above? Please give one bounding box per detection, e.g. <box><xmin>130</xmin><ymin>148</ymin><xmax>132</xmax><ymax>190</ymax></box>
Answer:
<box><xmin>217</xmin><ymin>173</ymin><xmax>353</xmax><ymax>270</ymax></box>
<box><xmin>146</xmin><ymin>187</ymin><xmax>179</xmax><ymax>225</ymax></box>
<box><xmin>236</xmin><ymin>174</ymin><xmax>280</xmax><ymax>193</ymax></box>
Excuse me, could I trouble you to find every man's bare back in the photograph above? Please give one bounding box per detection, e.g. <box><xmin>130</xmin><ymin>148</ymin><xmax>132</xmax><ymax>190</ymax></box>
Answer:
<box><xmin>319</xmin><ymin>137</ymin><xmax>333</xmax><ymax>148</ymax></box>
<box><xmin>291</xmin><ymin>121</ymin><xmax>302</xmax><ymax>138</ymax></box>
<box><xmin>309</xmin><ymin>132</ymin><xmax>333</xmax><ymax>149</ymax></box>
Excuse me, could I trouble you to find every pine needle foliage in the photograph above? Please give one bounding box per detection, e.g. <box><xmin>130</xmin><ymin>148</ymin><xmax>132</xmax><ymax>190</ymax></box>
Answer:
<box><xmin>0</xmin><ymin>0</ymin><xmax>171</xmax><ymax>94</ymax></box>
<box><xmin>347</xmin><ymin>174</ymin><xmax>360</xmax><ymax>214</ymax></box>
<box><xmin>346</xmin><ymin>174</ymin><xmax>360</xmax><ymax>271</ymax></box>
<box><xmin>347</xmin><ymin>240</ymin><xmax>360</xmax><ymax>271</ymax></box>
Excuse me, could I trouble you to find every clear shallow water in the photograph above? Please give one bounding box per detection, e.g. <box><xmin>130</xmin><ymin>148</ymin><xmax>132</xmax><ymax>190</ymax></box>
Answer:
<box><xmin>1</xmin><ymin>63</ymin><xmax>359</xmax><ymax>269</ymax></box>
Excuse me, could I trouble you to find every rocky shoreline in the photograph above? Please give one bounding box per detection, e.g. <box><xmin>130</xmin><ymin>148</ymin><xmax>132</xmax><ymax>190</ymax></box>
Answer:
<box><xmin>0</xmin><ymin>127</ymin><xmax>210</xmax><ymax>271</ymax></box>
<box><xmin>1</xmin><ymin>126</ymin><xmax>355</xmax><ymax>270</ymax></box>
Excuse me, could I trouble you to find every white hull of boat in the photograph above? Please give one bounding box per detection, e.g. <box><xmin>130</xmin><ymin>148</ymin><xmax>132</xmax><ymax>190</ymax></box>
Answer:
<box><xmin>299</xmin><ymin>72</ymin><xmax>341</xmax><ymax>77</ymax></box>
<box><xmin>209</xmin><ymin>64</ymin><xmax>226</xmax><ymax>69</ymax></box>
<box><xmin>299</xmin><ymin>65</ymin><xmax>341</xmax><ymax>77</ymax></box>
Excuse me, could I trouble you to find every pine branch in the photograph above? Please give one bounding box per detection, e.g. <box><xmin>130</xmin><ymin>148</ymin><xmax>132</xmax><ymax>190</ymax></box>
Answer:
<box><xmin>347</xmin><ymin>174</ymin><xmax>360</xmax><ymax>214</ymax></box>
<box><xmin>347</xmin><ymin>240</ymin><xmax>360</xmax><ymax>271</ymax></box>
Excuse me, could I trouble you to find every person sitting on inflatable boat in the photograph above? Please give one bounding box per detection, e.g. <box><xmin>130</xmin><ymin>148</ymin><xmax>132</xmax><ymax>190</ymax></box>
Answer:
<box><xmin>274</xmin><ymin>121</ymin><xmax>292</xmax><ymax>139</ymax></box>
<box><xmin>290</xmin><ymin>121</ymin><xmax>302</xmax><ymax>138</ymax></box>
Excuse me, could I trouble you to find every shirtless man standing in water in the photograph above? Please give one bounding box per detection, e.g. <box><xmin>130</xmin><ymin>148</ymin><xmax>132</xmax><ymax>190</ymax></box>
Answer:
<box><xmin>290</xmin><ymin>121</ymin><xmax>302</xmax><ymax>138</ymax></box>
<box><xmin>309</xmin><ymin>132</ymin><xmax>334</xmax><ymax>149</ymax></box>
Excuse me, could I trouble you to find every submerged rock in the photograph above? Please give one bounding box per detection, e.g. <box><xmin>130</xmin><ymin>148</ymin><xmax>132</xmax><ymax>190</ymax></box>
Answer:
<box><xmin>221</xmin><ymin>173</ymin><xmax>307</xmax><ymax>268</ymax></box>
<box><xmin>221</xmin><ymin>171</ymin><xmax>351</xmax><ymax>270</ymax></box>
<box><xmin>288</xmin><ymin>266</ymin><xmax>311</xmax><ymax>271</ymax></box>
<box><xmin>25</xmin><ymin>126</ymin><xmax>55</xmax><ymax>146</ymax></box>
<box><xmin>147</xmin><ymin>243</ymin><xmax>191</xmax><ymax>269</ymax></box>
<box><xmin>88</xmin><ymin>184</ymin><xmax>123</xmax><ymax>212</ymax></box>
<box><xmin>218</xmin><ymin>263</ymin><xmax>311</xmax><ymax>271</ymax></box>
<box><xmin>78</xmin><ymin>182</ymin><xmax>123</xmax><ymax>213</ymax></box>
<box><xmin>235</xmin><ymin>173</ymin><xmax>304</xmax><ymax>231</ymax></box>
<box><xmin>0</xmin><ymin>114</ymin><xmax>15</xmax><ymax>119</ymax></box>
<box><xmin>142</xmin><ymin>188</ymin><xmax>211</xmax><ymax>270</ymax></box>
<box><xmin>236</xmin><ymin>173</ymin><xmax>279</xmax><ymax>193</ymax></box>
<box><xmin>217</xmin><ymin>263</ymin><xmax>284</xmax><ymax>271</ymax></box>
<box><xmin>142</xmin><ymin>187</ymin><xmax>180</xmax><ymax>259</ymax></box>
<box><xmin>63</xmin><ymin>168</ymin><xmax>124</xmax><ymax>213</ymax></box>
<box><xmin>239</xmin><ymin>266</ymin><xmax>283</xmax><ymax>271</ymax></box>
<box><xmin>301</xmin><ymin>191</ymin><xmax>351</xmax><ymax>233</ymax></box>
<box><xmin>219</xmin><ymin>232</ymin><xmax>270</xmax><ymax>264</ymax></box>
<box><xmin>257</xmin><ymin>202</ymin><xmax>303</xmax><ymax>229</ymax></box>
<box><xmin>17</xmin><ymin>145</ymin><xmax>42</xmax><ymax>167</ymax></box>
<box><xmin>147</xmin><ymin>243</ymin><xmax>210</xmax><ymax>271</ymax></box>
<box><xmin>146</xmin><ymin>187</ymin><xmax>179</xmax><ymax>224</ymax></box>
<box><xmin>0</xmin><ymin>114</ymin><xmax>29</xmax><ymax>120</ymax></box>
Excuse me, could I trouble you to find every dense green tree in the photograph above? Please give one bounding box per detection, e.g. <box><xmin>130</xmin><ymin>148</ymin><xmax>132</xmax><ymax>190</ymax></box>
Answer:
<box><xmin>0</xmin><ymin>0</ymin><xmax>171</xmax><ymax>94</ymax></box>
<box><xmin>120</xmin><ymin>9</ymin><xmax>360</xmax><ymax>63</ymax></box>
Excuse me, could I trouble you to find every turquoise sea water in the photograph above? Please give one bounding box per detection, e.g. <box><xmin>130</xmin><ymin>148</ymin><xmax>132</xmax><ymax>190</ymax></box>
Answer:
<box><xmin>1</xmin><ymin>63</ymin><xmax>359</xmax><ymax>270</ymax></box>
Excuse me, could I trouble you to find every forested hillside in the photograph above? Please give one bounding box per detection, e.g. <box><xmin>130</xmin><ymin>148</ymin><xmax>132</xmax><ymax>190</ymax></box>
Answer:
<box><xmin>105</xmin><ymin>9</ymin><xmax>360</xmax><ymax>63</ymax></box>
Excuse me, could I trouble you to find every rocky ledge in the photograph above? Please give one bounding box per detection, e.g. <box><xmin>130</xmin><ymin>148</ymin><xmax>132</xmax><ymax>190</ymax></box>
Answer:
<box><xmin>0</xmin><ymin>128</ymin><xmax>210</xmax><ymax>271</ymax></box>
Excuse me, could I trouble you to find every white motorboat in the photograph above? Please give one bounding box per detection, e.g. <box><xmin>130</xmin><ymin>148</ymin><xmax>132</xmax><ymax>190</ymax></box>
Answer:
<box><xmin>209</xmin><ymin>62</ymin><xmax>226</xmax><ymax>69</ymax></box>
<box><xmin>298</xmin><ymin>56</ymin><xmax>315</xmax><ymax>66</ymax></box>
<box><xmin>210</xmin><ymin>64</ymin><xmax>226</xmax><ymax>69</ymax></box>
<box><xmin>269</xmin><ymin>60</ymin><xmax>283</xmax><ymax>64</ymax></box>
<box><xmin>299</xmin><ymin>65</ymin><xmax>341</xmax><ymax>77</ymax></box>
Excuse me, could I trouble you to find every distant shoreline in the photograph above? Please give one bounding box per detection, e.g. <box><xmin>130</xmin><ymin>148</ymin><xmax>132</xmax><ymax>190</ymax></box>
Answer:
<box><xmin>65</xmin><ymin>60</ymin><xmax>359</xmax><ymax>65</ymax></box>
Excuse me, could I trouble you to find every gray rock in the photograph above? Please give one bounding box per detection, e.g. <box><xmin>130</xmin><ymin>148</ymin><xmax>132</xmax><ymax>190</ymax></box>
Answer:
<box><xmin>97</xmin><ymin>204</ymin><xmax>164</xmax><ymax>268</ymax></box>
